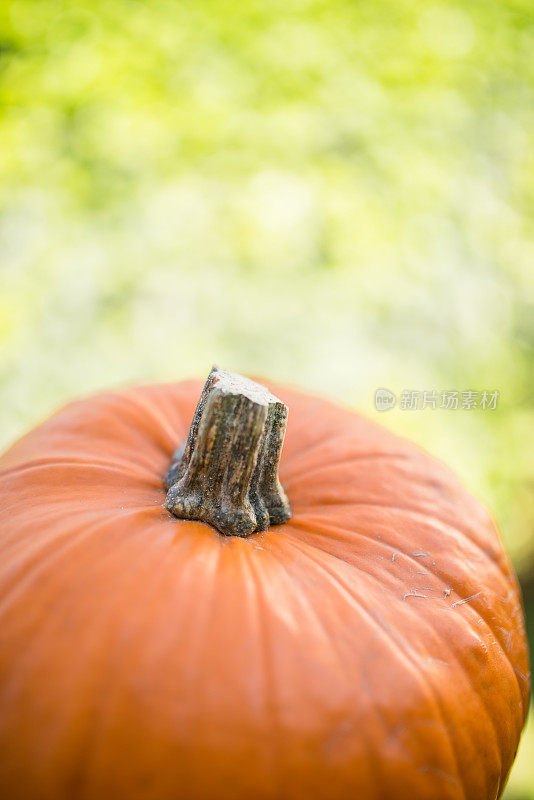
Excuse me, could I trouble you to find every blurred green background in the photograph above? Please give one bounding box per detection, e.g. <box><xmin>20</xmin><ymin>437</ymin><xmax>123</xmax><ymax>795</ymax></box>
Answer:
<box><xmin>1</xmin><ymin>0</ymin><xmax>533</xmax><ymax>795</ymax></box>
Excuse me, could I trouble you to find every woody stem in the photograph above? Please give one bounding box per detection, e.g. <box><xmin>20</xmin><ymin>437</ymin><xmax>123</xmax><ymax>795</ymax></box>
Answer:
<box><xmin>164</xmin><ymin>367</ymin><xmax>291</xmax><ymax>537</ymax></box>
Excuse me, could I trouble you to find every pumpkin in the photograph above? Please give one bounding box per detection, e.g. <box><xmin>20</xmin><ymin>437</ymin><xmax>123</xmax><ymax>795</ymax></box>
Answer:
<box><xmin>0</xmin><ymin>367</ymin><xmax>529</xmax><ymax>800</ymax></box>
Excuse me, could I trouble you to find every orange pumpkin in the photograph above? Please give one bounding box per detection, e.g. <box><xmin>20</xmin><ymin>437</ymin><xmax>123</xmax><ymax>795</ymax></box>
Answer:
<box><xmin>0</xmin><ymin>371</ymin><xmax>529</xmax><ymax>800</ymax></box>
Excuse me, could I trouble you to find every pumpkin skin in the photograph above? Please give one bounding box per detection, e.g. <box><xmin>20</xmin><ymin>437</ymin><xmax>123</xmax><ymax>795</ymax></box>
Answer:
<box><xmin>0</xmin><ymin>379</ymin><xmax>529</xmax><ymax>800</ymax></box>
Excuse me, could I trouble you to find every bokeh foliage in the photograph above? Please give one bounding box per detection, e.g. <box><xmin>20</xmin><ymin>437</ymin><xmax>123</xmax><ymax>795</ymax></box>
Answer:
<box><xmin>1</xmin><ymin>0</ymin><xmax>533</xmax><ymax>795</ymax></box>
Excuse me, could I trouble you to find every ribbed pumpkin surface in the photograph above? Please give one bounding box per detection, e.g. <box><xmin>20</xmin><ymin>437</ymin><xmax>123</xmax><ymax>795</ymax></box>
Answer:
<box><xmin>0</xmin><ymin>380</ymin><xmax>529</xmax><ymax>800</ymax></box>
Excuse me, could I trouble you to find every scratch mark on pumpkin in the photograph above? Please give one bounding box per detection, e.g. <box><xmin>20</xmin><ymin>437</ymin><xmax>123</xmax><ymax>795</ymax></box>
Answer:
<box><xmin>426</xmin><ymin>657</ymin><xmax>449</xmax><ymax>666</ymax></box>
<box><xmin>451</xmin><ymin>592</ymin><xmax>481</xmax><ymax>607</ymax></box>
<box><xmin>385</xmin><ymin>723</ymin><xmax>408</xmax><ymax>747</ymax></box>
<box><xmin>496</xmin><ymin>626</ymin><xmax>513</xmax><ymax>652</ymax></box>
<box><xmin>402</xmin><ymin>591</ymin><xmax>429</xmax><ymax>600</ymax></box>
<box><xmin>417</xmin><ymin>766</ymin><xmax>458</xmax><ymax>786</ymax></box>
<box><xmin>323</xmin><ymin>720</ymin><xmax>354</xmax><ymax>757</ymax></box>
<box><xmin>513</xmin><ymin>667</ymin><xmax>530</xmax><ymax>683</ymax></box>
<box><xmin>412</xmin><ymin>551</ymin><xmax>430</xmax><ymax>557</ymax></box>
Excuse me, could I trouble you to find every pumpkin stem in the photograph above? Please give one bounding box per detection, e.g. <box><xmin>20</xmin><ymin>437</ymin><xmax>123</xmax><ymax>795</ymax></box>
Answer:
<box><xmin>164</xmin><ymin>367</ymin><xmax>291</xmax><ymax>537</ymax></box>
